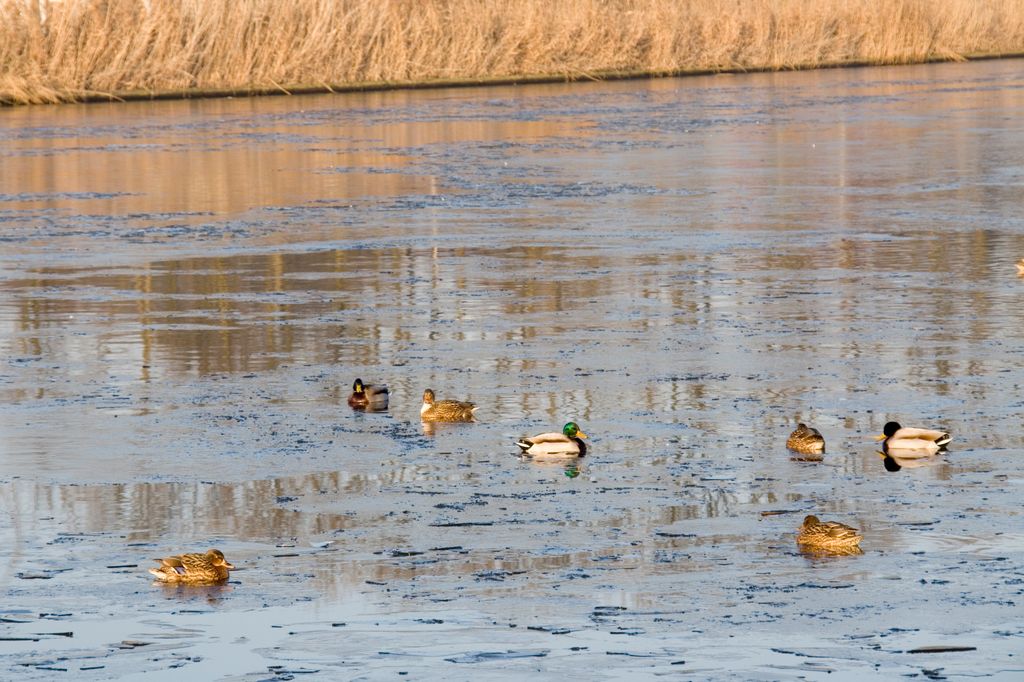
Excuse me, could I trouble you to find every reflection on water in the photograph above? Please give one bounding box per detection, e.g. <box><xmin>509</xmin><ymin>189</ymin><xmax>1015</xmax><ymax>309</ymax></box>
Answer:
<box><xmin>152</xmin><ymin>582</ymin><xmax>235</xmax><ymax>604</ymax></box>
<box><xmin>2</xmin><ymin>58</ymin><xmax>1024</xmax><ymax>677</ymax></box>
<box><xmin>879</xmin><ymin>451</ymin><xmax>945</xmax><ymax>473</ymax></box>
<box><xmin>2</xmin><ymin>238</ymin><xmax>1018</xmax><ymax>411</ymax></box>
<box><xmin>789</xmin><ymin>453</ymin><xmax>824</xmax><ymax>463</ymax></box>
<box><xmin>0</xmin><ymin>467</ymin><xmax>813</xmax><ymax>608</ymax></box>
<box><xmin>797</xmin><ymin>544</ymin><xmax>865</xmax><ymax>559</ymax></box>
<box><xmin>0</xmin><ymin>92</ymin><xmax>579</xmax><ymax>218</ymax></box>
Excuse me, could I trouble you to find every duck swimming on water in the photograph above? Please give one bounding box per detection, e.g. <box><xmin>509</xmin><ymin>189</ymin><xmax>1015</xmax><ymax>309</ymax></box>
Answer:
<box><xmin>796</xmin><ymin>515</ymin><xmax>863</xmax><ymax>550</ymax></box>
<box><xmin>420</xmin><ymin>389</ymin><xmax>477</xmax><ymax>422</ymax></box>
<box><xmin>515</xmin><ymin>422</ymin><xmax>588</xmax><ymax>457</ymax></box>
<box><xmin>149</xmin><ymin>549</ymin><xmax>234</xmax><ymax>585</ymax></box>
<box><xmin>875</xmin><ymin>421</ymin><xmax>951</xmax><ymax>455</ymax></box>
<box><xmin>786</xmin><ymin>423</ymin><xmax>825</xmax><ymax>455</ymax></box>
<box><xmin>348</xmin><ymin>378</ymin><xmax>389</xmax><ymax>411</ymax></box>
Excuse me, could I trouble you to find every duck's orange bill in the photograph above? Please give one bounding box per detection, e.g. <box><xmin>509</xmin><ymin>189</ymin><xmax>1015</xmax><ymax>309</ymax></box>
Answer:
<box><xmin>873</xmin><ymin>434</ymin><xmax>887</xmax><ymax>441</ymax></box>
<box><xmin>576</xmin><ymin>431</ymin><xmax>588</xmax><ymax>439</ymax></box>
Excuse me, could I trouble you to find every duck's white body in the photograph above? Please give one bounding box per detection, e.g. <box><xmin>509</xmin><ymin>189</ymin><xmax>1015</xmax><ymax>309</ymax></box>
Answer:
<box><xmin>515</xmin><ymin>423</ymin><xmax>588</xmax><ymax>457</ymax></box>
<box><xmin>882</xmin><ymin>426</ymin><xmax>950</xmax><ymax>454</ymax></box>
<box><xmin>516</xmin><ymin>432</ymin><xmax>584</xmax><ymax>456</ymax></box>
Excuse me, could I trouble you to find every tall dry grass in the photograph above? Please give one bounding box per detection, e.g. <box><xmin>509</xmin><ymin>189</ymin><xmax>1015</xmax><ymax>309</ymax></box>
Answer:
<box><xmin>2</xmin><ymin>0</ymin><xmax>1024</xmax><ymax>104</ymax></box>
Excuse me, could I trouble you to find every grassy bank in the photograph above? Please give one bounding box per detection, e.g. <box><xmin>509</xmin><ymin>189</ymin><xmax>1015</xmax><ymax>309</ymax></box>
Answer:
<box><xmin>3</xmin><ymin>0</ymin><xmax>1024</xmax><ymax>105</ymax></box>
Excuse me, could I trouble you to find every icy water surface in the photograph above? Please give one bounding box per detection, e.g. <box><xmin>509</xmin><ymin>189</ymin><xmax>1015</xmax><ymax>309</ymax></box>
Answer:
<box><xmin>2</xmin><ymin>59</ymin><xmax>1024</xmax><ymax>679</ymax></box>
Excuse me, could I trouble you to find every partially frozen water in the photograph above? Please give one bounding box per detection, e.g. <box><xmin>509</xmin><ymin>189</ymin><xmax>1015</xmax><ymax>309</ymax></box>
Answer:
<box><xmin>1</xmin><ymin>59</ymin><xmax>1023</xmax><ymax>679</ymax></box>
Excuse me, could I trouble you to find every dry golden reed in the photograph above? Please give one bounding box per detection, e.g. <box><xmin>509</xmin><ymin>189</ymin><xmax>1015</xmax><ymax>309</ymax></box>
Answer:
<box><xmin>2</xmin><ymin>0</ymin><xmax>1024</xmax><ymax>104</ymax></box>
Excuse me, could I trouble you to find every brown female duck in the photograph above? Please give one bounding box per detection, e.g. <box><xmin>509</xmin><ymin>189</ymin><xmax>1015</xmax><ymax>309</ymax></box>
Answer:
<box><xmin>420</xmin><ymin>388</ymin><xmax>477</xmax><ymax>422</ymax></box>
<box><xmin>786</xmin><ymin>423</ymin><xmax>825</xmax><ymax>455</ymax></box>
<box><xmin>149</xmin><ymin>549</ymin><xmax>234</xmax><ymax>585</ymax></box>
<box><xmin>796</xmin><ymin>515</ymin><xmax>862</xmax><ymax>550</ymax></box>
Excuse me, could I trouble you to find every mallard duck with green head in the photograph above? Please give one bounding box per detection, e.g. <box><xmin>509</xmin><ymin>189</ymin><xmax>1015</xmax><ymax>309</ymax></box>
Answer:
<box><xmin>516</xmin><ymin>422</ymin><xmax>588</xmax><ymax>457</ymax></box>
<box><xmin>149</xmin><ymin>549</ymin><xmax>234</xmax><ymax>585</ymax></box>
<box><xmin>796</xmin><ymin>515</ymin><xmax>862</xmax><ymax>549</ymax></box>
<box><xmin>875</xmin><ymin>421</ymin><xmax>951</xmax><ymax>455</ymax></box>
<box><xmin>786</xmin><ymin>423</ymin><xmax>825</xmax><ymax>455</ymax></box>
<box><xmin>420</xmin><ymin>389</ymin><xmax>477</xmax><ymax>422</ymax></box>
<box><xmin>348</xmin><ymin>378</ymin><xmax>389</xmax><ymax>411</ymax></box>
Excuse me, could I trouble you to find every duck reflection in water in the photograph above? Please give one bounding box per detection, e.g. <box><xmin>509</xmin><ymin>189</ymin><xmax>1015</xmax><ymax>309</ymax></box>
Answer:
<box><xmin>515</xmin><ymin>452</ymin><xmax>583</xmax><ymax>480</ymax></box>
<box><xmin>790</xmin><ymin>451</ymin><xmax>824</xmax><ymax>463</ymax></box>
<box><xmin>421</xmin><ymin>419</ymin><xmax>476</xmax><ymax>437</ymax></box>
<box><xmin>156</xmin><ymin>582</ymin><xmax>234</xmax><ymax>604</ymax></box>
<box><xmin>798</xmin><ymin>543</ymin><xmax>865</xmax><ymax>558</ymax></box>
<box><xmin>879</xmin><ymin>450</ymin><xmax>940</xmax><ymax>472</ymax></box>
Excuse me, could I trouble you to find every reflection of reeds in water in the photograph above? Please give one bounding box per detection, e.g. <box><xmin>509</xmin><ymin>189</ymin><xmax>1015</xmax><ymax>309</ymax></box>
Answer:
<box><xmin>3</xmin><ymin>0</ymin><xmax>1024</xmax><ymax>104</ymax></box>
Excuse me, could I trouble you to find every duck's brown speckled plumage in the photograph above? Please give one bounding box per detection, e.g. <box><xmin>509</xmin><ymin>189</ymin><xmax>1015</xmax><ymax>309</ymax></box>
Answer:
<box><xmin>786</xmin><ymin>423</ymin><xmax>825</xmax><ymax>455</ymax></box>
<box><xmin>420</xmin><ymin>389</ymin><xmax>477</xmax><ymax>422</ymax></box>
<box><xmin>796</xmin><ymin>515</ymin><xmax>862</xmax><ymax>549</ymax></box>
<box><xmin>149</xmin><ymin>549</ymin><xmax>234</xmax><ymax>585</ymax></box>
